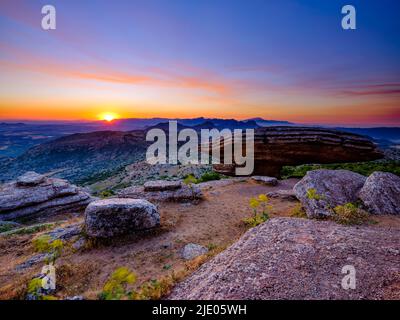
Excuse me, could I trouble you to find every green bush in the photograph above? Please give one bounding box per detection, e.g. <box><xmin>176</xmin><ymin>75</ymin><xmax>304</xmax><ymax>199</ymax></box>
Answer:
<box><xmin>243</xmin><ymin>194</ymin><xmax>272</xmax><ymax>228</ymax></box>
<box><xmin>99</xmin><ymin>267</ymin><xmax>137</xmax><ymax>300</ymax></box>
<box><xmin>197</xmin><ymin>171</ymin><xmax>221</xmax><ymax>183</ymax></box>
<box><xmin>281</xmin><ymin>161</ymin><xmax>400</xmax><ymax>179</ymax></box>
<box><xmin>333</xmin><ymin>203</ymin><xmax>372</xmax><ymax>225</ymax></box>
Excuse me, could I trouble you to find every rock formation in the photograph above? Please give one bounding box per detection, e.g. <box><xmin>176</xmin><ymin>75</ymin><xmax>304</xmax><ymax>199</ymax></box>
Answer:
<box><xmin>251</xmin><ymin>176</ymin><xmax>278</xmax><ymax>186</ymax></box>
<box><xmin>293</xmin><ymin>169</ymin><xmax>366</xmax><ymax>218</ymax></box>
<box><xmin>0</xmin><ymin>172</ymin><xmax>92</xmax><ymax>221</ymax></box>
<box><xmin>117</xmin><ymin>180</ymin><xmax>203</xmax><ymax>203</ymax></box>
<box><xmin>358</xmin><ymin>171</ymin><xmax>400</xmax><ymax>215</ymax></box>
<box><xmin>213</xmin><ymin>127</ymin><xmax>383</xmax><ymax>177</ymax></box>
<box><xmin>169</xmin><ymin>218</ymin><xmax>400</xmax><ymax>300</ymax></box>
<box><xmin>84</xmin><ymin>198</ymin><xmax>160</xmax><ymax>238</ymax></box>
<box><xmin>181</xmin><ymin>243</ymin><xmax>208</xmax><ymax>260</ymax></box>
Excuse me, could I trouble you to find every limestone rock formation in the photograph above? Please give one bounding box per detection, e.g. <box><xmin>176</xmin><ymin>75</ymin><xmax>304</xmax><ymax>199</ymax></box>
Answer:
<box><xmin>84</xmin><ymin>198</ymin><xmax>160</xmax><ymax>238</ymax></box>
<box><xmin>169</xmin><ymin>218</ymin><xmax>400</xmax><ymax>300</ymax></box>
<box><xmin>251</xmin><ymin>176</ymin><xmax>278</xmax><ymax>186</ymax></box>
<box><xmin>293</xmin><ymin>169</ymin><xmax>366</xmax><ymax>218</ymax></box>
<box><xmin>181</xmin><ymin>243</ymin><xmax>208</xmax><ymax>260</ymax></box>
<box><xmin>213</xmin><ymin>127</ymin><xmax>383</xmax><ymax>177</ymax></box>
<box><xmin>144</xmin><ymin>180</ymin><xmax>182</xmax><ymax>192</ymax></box>
<box><xmin>117</xmin><ymin>181</ymin><xmax>203</xmax><ymax>203</ymax></box>
<box><xmin>0</xmin><ymin>172</ymin><xmax>92</xmax><ymax>221</ymax></box>
<box><xmin>358</xmin><ymin>172</ymin><xmax>400</xmax><ymax>215</ymax></box>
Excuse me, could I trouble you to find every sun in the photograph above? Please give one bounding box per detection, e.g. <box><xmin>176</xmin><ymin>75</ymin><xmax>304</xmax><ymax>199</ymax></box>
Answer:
<box><xmin>99</xmin><ymin>112</ymin><xmax>119</xmax><ymax>122</ymax></box>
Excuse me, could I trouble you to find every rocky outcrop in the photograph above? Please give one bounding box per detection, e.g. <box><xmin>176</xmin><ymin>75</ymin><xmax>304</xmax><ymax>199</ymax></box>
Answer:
<box><xmin>144</xmin><ymin>180</ymin><xmax>182</xmax><ymax>192</ymax></box>
<box><xmin>181</xmin><ymin>243</ymin><xmax>208</xmax><ymax>260</ymax></box>
<box><xmin>84</xmin><ymin>198</ymin><xmax>160</xmax><ymax>238</ymax></box>
<box><xmin>213</xmin><ymin>127</ymin><xmax>383</xmax><ymax>177</ymax></box>
<box><xmin>117</xmin><ymin>181</ymin><xmax>203</xmax><ymax>203</ymax></box>
<box><xmin>293</xmin><ymin>169</ymin><xmax>366</xmax><ymax>218</ymax></box>
<box><xmin>267</xmin><ymin>189</ymin><xmax>297</xmax><ymax>201</ymax></box>
<box><xmin>359</xmin><ymin>172</ymin><xmax>400</xmax><ymax>215</ymax></box>
<box><xmin>169</xmin><ymin>218</ymin><xmax>400</xmax><ymax>300</ymax></box>
<box><xmin>0</xmin><ymin>172</ymin><xmax>92</xmax><ymax>221</ymax></box>
<box><xmin>251</xmin><ymin>176</ymin><xmax>278</xmax><ymax>186</ymax></box>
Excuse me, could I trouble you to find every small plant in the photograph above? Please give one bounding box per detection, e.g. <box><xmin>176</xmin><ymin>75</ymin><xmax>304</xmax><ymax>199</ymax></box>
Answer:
<box><xmin>290</xmin><ymin>203</ymin><xmax>307</xmax><ymax>218</ymax></box>
<box><xmin>333</xmin><ymin>203</ymin><xmax>372</xmax><ymax>225</ymax></box>
<box><xmin>306</xmin><ymin>188</ymin><xmax>323</xmax><ymax>200</ymax></box>
<box><xmin>243</xmin><ymin>194</ymin><xmax>272</xmax><ymax>227</ymax></box>
<box><xmin>27</xmin><ymin>277</ymin><xmax>57</xmax><ymax>300</ymax></box>
<box><xmin>137</xmin><ymin>277</ymin><xmax>174</xmax><ymax>300</ymax></box>
<box><xmin>99</xmin><ymin>190</ymin><xmax>115</xmax><ymax>198</ymax></box>
<box><xmin>32</xmin><ymin>235</ymin><xmax>64</xmax><ymax>264</ymax></box>
<box><xmin>99</xmin><ymin>267</ymin><xmax>137</xmax><ymax>300</ymax></box>
<box><xmin>183</xmin><ymin>174</ymin><xmax>198</xmax><ymax>199</ymax></box>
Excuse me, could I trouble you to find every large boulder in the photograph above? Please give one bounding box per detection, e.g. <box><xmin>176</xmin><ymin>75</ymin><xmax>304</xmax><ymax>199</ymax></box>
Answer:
<box><xmin>359</xmin><ymin>172</ymin><xmax>400</xmax><ymax>215</ymax></box>
<box><xmin>84</xmin><ymin>198</ymin><xmax>160</xmax><ymax>238</ymax></box>
<box><xmin>169</xmin><ymin>218</ymin><xmax>400</xmax><ymax>300</ymax></box>
<box><xmin>293</xmin><ymin>169</ymin><xmax>366</xmax><ymax>218</ymax></box>
<box><xmin>0</xmin><ymin>172</ymin><xmax>92</xmax><ymax>221</ymax></box>
<box><xmin>213</xmin><ymin>127</ymin><xmax>383</xmax><ymax>177</ymax></box>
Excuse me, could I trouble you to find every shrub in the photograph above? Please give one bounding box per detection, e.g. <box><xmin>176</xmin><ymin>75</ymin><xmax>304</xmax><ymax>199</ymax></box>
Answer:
<box><xmin>32</xmin><ymin>235</ymin><xmax>64</xmax><ymax>263</ymax></box>
<box><xmin>99</xmin><ymin>190</ymin><xmax>115</xmax><ymax>198</ymax></box>
<box><xmin>197</xmin><ymin>171</ymin><xmax>221</xmax><ymax>183</ymax></box>
<box><xmin>290</xmin><ymin>203</ymin><xmax>307</xmax><ymax>218</ymax></box>
<box><xmin>333</xmin><ymin>203</ymin><xmax>372</xmax><ymax>225</ymax></box>
<box><xmin>306</xmin><ymin>188</ymin><xmax>323</xmax><ymax>200</ymax></box>
<box><xmin>99</xmin><ymin>267</ymin><xmax>137</xmax><ymax>300</ymax></box>
<box><xmin>243</xmin><ymin>194</ymin><xmax>272</xmax><ymax>227</ymax></box>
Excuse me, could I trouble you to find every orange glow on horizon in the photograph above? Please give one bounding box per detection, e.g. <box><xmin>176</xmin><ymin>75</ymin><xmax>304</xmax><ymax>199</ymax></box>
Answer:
<box><xmin>98</xmin><ymin>112</ymin><xmax>119</xmax><ymax>122</ymax></box>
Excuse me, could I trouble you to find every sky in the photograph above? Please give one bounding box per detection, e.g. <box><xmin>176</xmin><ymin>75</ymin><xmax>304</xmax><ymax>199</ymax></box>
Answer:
<box><xmin>0</xmin><ymin>0</ymin><xmax>399</xmax><ymax>126</ymax></box>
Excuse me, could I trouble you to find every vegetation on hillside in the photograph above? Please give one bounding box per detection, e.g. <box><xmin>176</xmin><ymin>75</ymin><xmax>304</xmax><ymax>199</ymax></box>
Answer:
<box><xmin>281</xmin><ymin>160</ymin><xmax>400</xmax><ymax>179</ymax></box>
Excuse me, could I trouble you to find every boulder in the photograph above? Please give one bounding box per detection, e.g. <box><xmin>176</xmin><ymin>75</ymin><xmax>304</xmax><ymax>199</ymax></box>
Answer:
<box><xmin>293</xmin><ymin>169</ymin><xmax>366</xmax><ymax>218</ymax></box>
<box><xmin>359</xmin><ymin>172</ymin><xmax>400</xmax><ymax>215</ymax></box>
<box><xmin>181</xmin><ymin>243</ymin><xmax>208</xmax><ymax>260</ymax></box>
<box><xmin>144</xmin><ymin>180</ymin><xmax>182</xmax><ymax>192</ymax></box>
<box><xmin>251</xmin><ymin>176</ymin><xmax>278</xmax><ymax>186</ymax></box>
<box><xmin>0</xmin><ymin>172</ymin><xmax>93</xmax><ymax>221</ymax></box>
<box><xmin>213</xmin><ymin>127</ymin><xmax>383</xmax><ymax>177</ymax></box>
<box><xmin>84</xmin><ymin>198</ymin><xmax>160</xmax><ymax>238</ymax></box>
<box><xmin>169</xmin><ymin>218</ymin><xmax>400</xmax><ymax>300</ymax></box>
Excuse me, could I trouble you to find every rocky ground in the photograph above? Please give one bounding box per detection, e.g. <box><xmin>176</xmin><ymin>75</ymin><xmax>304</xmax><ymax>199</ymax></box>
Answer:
<box><xmin>169</xmin><ymin>218</ymin><xmax>400</xmax><ymax>300</ymax></box>
<box><xmin>0</xmin><ymin>173</ymin><xmax>399</xmax><ymax>300</ymax></box>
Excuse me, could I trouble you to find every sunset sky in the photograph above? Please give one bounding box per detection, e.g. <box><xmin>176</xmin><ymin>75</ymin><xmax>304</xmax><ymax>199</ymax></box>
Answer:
<box><xmin>0</xmin><ymin>0</ymin><xmax>399</xmax><ymax>126</ymax></box>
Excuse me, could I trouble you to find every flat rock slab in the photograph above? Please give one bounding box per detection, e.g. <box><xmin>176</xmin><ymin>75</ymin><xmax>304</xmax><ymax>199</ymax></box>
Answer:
<box><xmin>118</xmin><ymin>184</ymin><xmax>203</xmax><ymax>203</ymax></box>
<box><xmin>85</xmin><ymin>198</ymin><xmax>160</xmax><ymax>238</ymax></box>
<box><xmin>144</xmin><ymin>180</ymin><xmax>182</xmax><ymax>192</ymax></box>
<box><xmin>267</xmin><ymin>189</ymin><xmax>298</xmax><ymax>201</ymax></box>
<box><xmin>251</xmin><ymin>176</ymin><xmax>278</xmax><ymax>186</ymax></box>
<box><xmin>359</xmin><ymin>171</ymin><xmax>400</xmax><ymax>215</ymax></box>
<box><xmin>16</xmin><ymin>172</ymin><xmax>46</xmax><ymax>187</ymax></box>
<box><xmin>169</xmin><ymin>218</ymin><xmax>400</xmax><ymax>300</ymax></box>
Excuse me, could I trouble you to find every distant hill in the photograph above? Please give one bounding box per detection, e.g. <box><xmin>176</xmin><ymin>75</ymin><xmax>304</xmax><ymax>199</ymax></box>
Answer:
<box><xmin>335</xmin><ymin>127</ymin><xmax>400</xmax><ymax>143</ymax></box>
<box><xmin>247</xmin><ymin>117</ymin><xmax>294</xmax><ymax>126</ymax></box>
<box><xmin>0</xmin><ymin>130</ymin><xmax>148</xmax><ymax>184</ymax></box>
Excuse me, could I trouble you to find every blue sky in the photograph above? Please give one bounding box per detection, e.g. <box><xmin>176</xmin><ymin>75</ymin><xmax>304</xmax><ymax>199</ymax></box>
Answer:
<box><xmin>0</xmin><ymin>0</ymin><xmax>399</xmax><ymax>125</ymax></box>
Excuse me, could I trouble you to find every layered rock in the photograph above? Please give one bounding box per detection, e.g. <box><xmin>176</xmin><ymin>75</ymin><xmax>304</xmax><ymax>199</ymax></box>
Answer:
<box><xmin>359</xmin><ymin>172</ymin><xmax>400</xmax><ymax>215</ymax></box>
<box><xmin>293</xmin><ymin>169</ymin><xmax>366</xmax><ymax>218</ymax></box>
<box><xmin>0</xmin><ymin>172</ymin><xmax>92</xmax><ymax>221</ymax></box>
<box><xmin>117</xmin><ymin>180</ymin><xmax>203</xmax><ymax>203</ymax></box>
<box><xmin>251</xmin><ymin>176</ymin><xmax>278</xmax><ymax>186</ymax></box>
<box><xmin>169</xmin><ymin>218</ymin><xmax>400</xmax><ymax>300</ymax></box>
<box><xmin>85</xmin><ymin>198</ymin><xmax>160</xmax><ymax>238</ymax></box>
<box><xmin>213</xmin><ymin>127</ymin><xmax>383</xmax><ymax>177</ymax></box>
